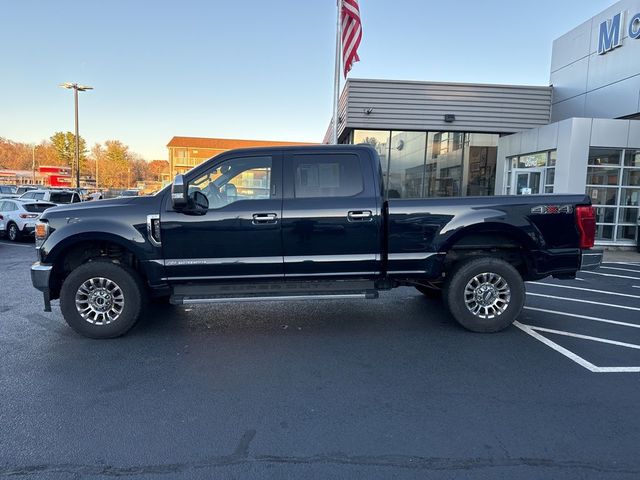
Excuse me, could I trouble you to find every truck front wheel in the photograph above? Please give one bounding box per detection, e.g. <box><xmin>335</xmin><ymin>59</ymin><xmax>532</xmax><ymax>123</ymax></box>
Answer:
<box><xmin>60</xmin><ymin>261</ymin><xmax>145</xmax><ymax>338</ymax></box>
<box><xmin>443</xmin><ymin>257</ymin><xmax>524</xmax><ymax>333</ymax></box>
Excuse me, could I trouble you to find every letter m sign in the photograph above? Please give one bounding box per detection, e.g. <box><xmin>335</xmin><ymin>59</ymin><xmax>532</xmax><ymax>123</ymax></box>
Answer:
<box><xmin>598</xmin><ymin>12</ymin><xmax>624</xmax><ymax>54</ymax></box>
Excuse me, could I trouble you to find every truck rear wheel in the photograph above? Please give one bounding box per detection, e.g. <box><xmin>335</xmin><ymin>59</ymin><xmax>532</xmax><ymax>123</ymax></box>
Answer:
<box><xmin>60</xmin><ymin>261</ymin><xmax>145</xmax><ymax>338</ymax></box>
<box><xmin>443</xmin><ymin>257</ymin><xmax>524</xmax><ymax>333</ymax></box>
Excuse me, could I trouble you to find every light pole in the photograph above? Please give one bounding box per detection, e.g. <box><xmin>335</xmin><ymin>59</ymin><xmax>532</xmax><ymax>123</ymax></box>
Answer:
<box><xmin>31</xmin><ymin>144</ymin><xmax>37</xmax><ymax>184</ymax></box>
<box><xmin>59</xmin><ymin>82</ymin><xmax>93</xmax><ymax>188</ymax></box>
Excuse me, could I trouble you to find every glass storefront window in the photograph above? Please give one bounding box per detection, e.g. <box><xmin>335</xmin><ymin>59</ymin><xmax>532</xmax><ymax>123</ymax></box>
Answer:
<box><xmin>353</xmin><ymin>130</ymin><xmax>391</xmax><ymax>175</ymax></box>
<box><xmin>351</xmin><ymin>130</ymin><xmax>498</xmax><ymax>198</ymax></box>
<box><xmin>506</xmin><ymin>150</ymin><xmax>556</xmax><ymax>195</ymax></box>
<box><xmin>586</xmin><ymin>167</ymin><xmax>619</xmax><ymax>186</ymax></box>
<box><xmin>624</xmin><ymin>150</ymin><xmax>640</xmax><ymax>167</ymax></box>
<box><xmin>589</xmin><ymin>148</ymin><xmax>621</xmax><ymax>166</ymax></box>
<box><xmin>619</xmin><ymin>207</ymin><xmax>639</xmax><ymax>223</ymax></box>
<box><xmin>387</xmin><ymin>131</ymin><xmax>427</xmax><ymax>198</ymax></box>
<box><xmin>465</xmin><ymin>133</ymin><xmax>497</xmax><ymax>196</ymax></box>
<box><xmin>586</xmin><ymin>147</ymin><xmax>639</xmax><ymax>244</ymax></box>
<box><xmin>517</xmin><ymin>152</ymin><xmax>547</xmax><ymax>168</ymax></box>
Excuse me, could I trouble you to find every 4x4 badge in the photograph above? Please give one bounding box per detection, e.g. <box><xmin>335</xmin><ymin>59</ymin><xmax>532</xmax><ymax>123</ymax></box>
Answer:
<box><xmin>531</xmin><ymin>205</ymin><xmax>574</xmax><ymax>214</ymax></box>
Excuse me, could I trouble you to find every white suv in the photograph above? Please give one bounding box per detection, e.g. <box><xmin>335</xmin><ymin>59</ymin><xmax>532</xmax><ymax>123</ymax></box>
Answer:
<box><xmin>19</xmin><ymin>189</ymin><xmax>82</xmax><ymax>205</ymax></box>
<box><xmin>0</xmin><ymin>199</ymin><xmax>56</xmax><ymax>241</ymax></box>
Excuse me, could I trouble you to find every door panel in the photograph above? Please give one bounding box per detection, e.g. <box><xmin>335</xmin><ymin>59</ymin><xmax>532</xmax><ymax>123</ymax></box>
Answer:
<box><xmin>281</xmin><ymin>151</ymin><xmax>381</xmax><ymax>277</ymax></box>
<box><xmin>161</xmin><ymin>153</ymin><xmax>283</xmax><ymax>281</ymax></box>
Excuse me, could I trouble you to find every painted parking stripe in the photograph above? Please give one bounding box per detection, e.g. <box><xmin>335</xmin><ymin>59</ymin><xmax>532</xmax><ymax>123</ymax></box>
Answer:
<box><xmin>523</xmin><ymin>307</ymin><xmax>640</xmax><ymax>329</ymax></box>
<box><xmin>602</xmin><ymin>262</ymin><xmax>640</xmax><ymax>266</ymax></box>
<box><xmin>528</xmin><ymin>282</ymin><xmax>640</xmax><ymax>299</ymax></box>
<box><xmin>514</xmin><ymin>322</ymin><xmax>600</xmax><ymax>372</ymax></box>
<box><xmin>0</xmin><ymin>241</ymin><xmax>33</xmax><ymax>248</ymax></box>
<box><xmin>526</xmin><ymin>292</ymin><xmax>640</xmax><ymax>311</ymax></box>
<box><xmin>580</xmin><ymin>271</ymin><xmax>640</xmax><ymax>280</ymax></box>
<box><xmin>514</xmin><ymin>322</ymin><xmax>640</xmax><ymax>373</ymax></box>
<box><xmin>600</xmin><ymin>266</ymin><xmax>640</xmax><ymax>274</ymax></box>
<box><xmin>528</xmin><ymin>325</ymin><xmax>640</xmax><ymax>350</ymax></box>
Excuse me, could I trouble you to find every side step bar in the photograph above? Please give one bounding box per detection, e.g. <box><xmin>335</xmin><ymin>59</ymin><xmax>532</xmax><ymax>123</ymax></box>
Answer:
<box><xmin>169</xmin><ymin>279</ymin><xmax>379</xmax><ymax>305</ymax></box>
<box><xmin>173</xmin><ymin>291</ymin><xmax>378</xmax><ymax>305</ymax></box>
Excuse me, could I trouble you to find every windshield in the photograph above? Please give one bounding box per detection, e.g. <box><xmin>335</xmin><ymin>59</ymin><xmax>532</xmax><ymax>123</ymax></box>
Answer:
<box><xmin>0</xmin><ymin>185</ymin><xmax>16</xmax><ymax>194</ymax></box>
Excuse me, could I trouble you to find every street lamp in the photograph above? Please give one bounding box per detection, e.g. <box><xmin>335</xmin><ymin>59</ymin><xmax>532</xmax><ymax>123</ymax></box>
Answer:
<box><xmin>59</xmin><ymin>82</ymin><xmax>93</xmax><ymax>188</ymax></box>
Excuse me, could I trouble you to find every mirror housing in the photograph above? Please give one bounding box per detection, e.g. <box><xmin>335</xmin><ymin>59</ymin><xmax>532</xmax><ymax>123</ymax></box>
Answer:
<box><xmin>171</xmin><ymin>174</ymin><xmax>188</xmax><ymax>209</ymax></box>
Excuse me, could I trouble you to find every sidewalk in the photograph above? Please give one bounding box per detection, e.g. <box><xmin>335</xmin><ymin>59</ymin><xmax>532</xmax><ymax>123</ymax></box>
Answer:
<box><xmin>603</xmin><ymin>249</ymin><xmax>640</xmax><ymax>263</ymax></box>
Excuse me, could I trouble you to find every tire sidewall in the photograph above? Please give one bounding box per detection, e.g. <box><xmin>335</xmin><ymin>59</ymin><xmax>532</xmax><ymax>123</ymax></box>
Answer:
<box><xmin>444</xmin><ymin>257</ymin><xmax>524</xmax><ymax>333</ymax></box>
<box><xmin>8</xmin><ymin>223</ymin><xmax>19</xmax><ymax>241</ymax></box>
<box><xmin>60</xmin><ymin>261</ymin><xmax>143</xmax><ymax>338</ymax></box>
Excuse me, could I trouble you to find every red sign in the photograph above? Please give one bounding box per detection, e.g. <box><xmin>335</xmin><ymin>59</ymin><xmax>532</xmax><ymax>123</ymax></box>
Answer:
<box><xmin>49</xmin><ymin>175</ymin><xmax>72</xmax><ymax>187</ymax></box>
<box><xmin>39</xmin><ymin>166</ymin><xmax>71</xmax><ymax>175</ymax></box>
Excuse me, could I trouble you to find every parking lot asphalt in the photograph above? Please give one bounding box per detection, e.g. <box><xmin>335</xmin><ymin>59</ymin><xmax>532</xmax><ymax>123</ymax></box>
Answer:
<box><xmin>1</xmin><ymin>239</ymin><xmax>640</xmax><ymax>479</ymax></box>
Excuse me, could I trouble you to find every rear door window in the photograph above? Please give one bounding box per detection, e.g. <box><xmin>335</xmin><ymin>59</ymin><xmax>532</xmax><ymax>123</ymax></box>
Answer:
<box><xmin>49</xmin><ymin>192</ymin><xmax>73</xmax><ymax>203</ymax></box>
<box><xmin>292</xmin><ymin>154</ymin><xmax>363</xmax><ymax>198</ymax></box>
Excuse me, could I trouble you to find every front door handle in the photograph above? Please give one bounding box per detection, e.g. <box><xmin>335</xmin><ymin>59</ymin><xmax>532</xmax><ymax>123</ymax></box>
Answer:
<box><xmin>252</xmin><ymin>213</ymin><xmax>278</xmax><ymax>225</ymax></box>
<box><xmin>347</xmin><ymin>210</ymin><xmax>373</xmax><ymax>222</ymax></box>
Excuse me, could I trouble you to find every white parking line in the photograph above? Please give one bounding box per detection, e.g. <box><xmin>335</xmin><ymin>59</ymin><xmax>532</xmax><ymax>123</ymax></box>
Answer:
<box><xmin>603</xmin><ymin>262</ymin><xmax>640</xmax><ymax>266</ymax></box>
<box><xmin>528</xmin><ymin>282</ymin><xmax>640</xmax><ymax>299</ymax></box>
<box><xmin>600</xmin><ymin>266</ymin><xmax>640</xmax><ymax>274</ymax></box>
<box><xmin>580</xmin><ymin>271</ymin><xmax>640</xmax><ymax>280</ymax></box>
<box><xmin>523</xmin><ymin>307</ymin><xmax>640</xmax><ymax>329</ymax></box>
<box><xmin>514</xmin><ymin>321</ymin><xmax>640</xmax><ymax>373</ymax></box>
<box><xmin>0</xmin><ymin>241</ymin><xmax>33</xmax><ymax>248</ymax></box>
<box><xmin>526</xmin><ymin>292</ymin><xmax>640</xmax><ymax>311</ymax></box>
<box><xmin>529</xmin><ymin>325</ymin><xmax>640</xmax><ymax>350</ymax></box>
<box><xmin>514</xmin><ymin>322</ymin><xmax>600</xmax><ymax>372</ymax></box>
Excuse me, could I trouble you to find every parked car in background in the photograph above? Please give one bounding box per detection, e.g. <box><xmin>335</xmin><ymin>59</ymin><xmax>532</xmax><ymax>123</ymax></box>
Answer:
<box><xmin>19</xmin><ymin>189</ymin><xmax>82</xmax><ymax>205</ymax></box>
<box><xmin>0</xmin><ymin>199</ymin><xmax>56</xmax><ymax>241</ymax></box>
<box><xmin>15</xmin><ymin>185</ymin><xmax>40</xmax><ymax>196</ymax></box>
<box><xmin>0</xmin><ymin>185</ymin><xmax>18</xmax><ymax>199</ymax></box>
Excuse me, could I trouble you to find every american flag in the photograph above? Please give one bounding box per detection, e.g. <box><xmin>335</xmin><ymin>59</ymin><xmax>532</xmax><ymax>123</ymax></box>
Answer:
<box><xmin>341</xmin><ymin>0</ymin><xmax>362</xmax><ymax>77</ymax></box>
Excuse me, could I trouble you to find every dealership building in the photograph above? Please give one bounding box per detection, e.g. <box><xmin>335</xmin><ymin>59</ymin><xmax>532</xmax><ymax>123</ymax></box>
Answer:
<box><xmin>328</xmin><ymin>0</ymin><xmax>640</xmax><ymax>246</ymax></box>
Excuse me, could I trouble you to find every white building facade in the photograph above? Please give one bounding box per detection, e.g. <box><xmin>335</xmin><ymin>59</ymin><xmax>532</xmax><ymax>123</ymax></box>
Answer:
<box><xmin>496</xmin><ymin>0</ymin><xmax>640</xmax><ymax>246</ymax></box>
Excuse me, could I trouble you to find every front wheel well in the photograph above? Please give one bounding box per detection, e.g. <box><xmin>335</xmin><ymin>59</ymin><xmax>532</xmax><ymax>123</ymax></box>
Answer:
<box><xmin>50</xmin><ymin>240</ymin><xmax>142</xmax><ymax>299</ymax></box>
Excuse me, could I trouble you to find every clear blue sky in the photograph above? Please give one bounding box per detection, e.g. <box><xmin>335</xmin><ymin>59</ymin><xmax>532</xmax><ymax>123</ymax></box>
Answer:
<box><xmin>1</xmin><ymin>0</ymin><xmax>613</xmax><ymax>160</ymax></box>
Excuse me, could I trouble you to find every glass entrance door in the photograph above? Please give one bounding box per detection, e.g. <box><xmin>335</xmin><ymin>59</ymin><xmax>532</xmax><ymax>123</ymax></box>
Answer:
<box><xmin>512</xmin><ymin>169</ymin><xmax>544</xmax><ymax>195</ymax></box>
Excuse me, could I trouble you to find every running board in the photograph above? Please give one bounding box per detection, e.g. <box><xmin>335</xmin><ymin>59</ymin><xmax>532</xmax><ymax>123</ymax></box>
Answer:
<box><xmin>173</xmin><ymin>291</ymin><xmax>378</xmax><ymax>305</ymax></box>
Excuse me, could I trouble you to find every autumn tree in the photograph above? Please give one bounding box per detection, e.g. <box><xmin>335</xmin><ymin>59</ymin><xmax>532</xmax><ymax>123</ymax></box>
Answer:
<box><xmin>50</xmin><ymin>131</ymin><xmax>88</xmax><ymax>173</ymax></box>
<box><xmin>148</xmin><ymin>160</ymin><xmax>169</xmax><ymax>181</ymax></box>
<box><xmin>98</xmin><ymin>140</ymin><xmax>131</xmax><ymax>188</ymax></box>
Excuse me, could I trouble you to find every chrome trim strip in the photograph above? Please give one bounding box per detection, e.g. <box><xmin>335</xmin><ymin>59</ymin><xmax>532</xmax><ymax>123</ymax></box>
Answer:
<box><xmin>182</xmin><ymin>294</ymin><xmax>368</xmax><ymax>304</ymax></box>
<box><xmin>163</xmin><ymin>256</ymin><xmax>282</xmax><ymax>266</ymax></box>
<box><xmin>388</xmin><ymin>252</ymin><xmax>438</xmax><ymax>261</ymax></box>
<box><xmin>162</xmin><ymin>274</ymin><xmax>283</xmax><ymax>281</ymax></box>
<box><xmin>285</xmin><ymin>272</ymin><xmax>378</xmax><ymax>277</ymax></box>
<box><xmin>388</xmin><ymin>270</ymin><xmax>427</xmax><ymax>274</ymax></box>
<box><xmin>284</xmin><ymin>254</ymin><xmax>378</xmax><ymax>263</ymax></box>
<box><xmin>146</xmin><ymin>214</ymin><xmax>161</xmax><ymax>247</ymax></box>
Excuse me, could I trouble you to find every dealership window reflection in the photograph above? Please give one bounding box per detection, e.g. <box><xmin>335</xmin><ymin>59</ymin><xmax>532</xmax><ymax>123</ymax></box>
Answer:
<box><xmin>353</xmin><ymin>129</ymin><xmax>498</xmax><ymax>199</ymax></box>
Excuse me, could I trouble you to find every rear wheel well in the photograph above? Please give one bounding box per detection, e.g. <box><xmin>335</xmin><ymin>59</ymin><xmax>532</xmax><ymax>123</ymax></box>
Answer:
<box><xmin>50</xmin><ymin>241</ymin><xmax>143</xmax><ymax>299</ymax></box>
<box><xmin>444</xmin><ymin>233</ymin><xmax>531</xmax><ymax>280</ymax></box>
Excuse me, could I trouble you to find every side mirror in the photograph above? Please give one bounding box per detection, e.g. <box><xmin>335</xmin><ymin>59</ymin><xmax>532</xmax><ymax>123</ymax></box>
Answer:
<box><xmin>171</xmin><ymin>174</ymin><xmax>188</xmax><ymax>209</ymax></box>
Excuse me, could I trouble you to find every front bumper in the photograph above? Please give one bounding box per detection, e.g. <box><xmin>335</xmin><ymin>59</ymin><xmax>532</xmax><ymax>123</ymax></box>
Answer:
<box><xmin>580</xmin><ymin>249</ymin><xmax>603</xmax><ymax>271</ymax></box>
<box><xmin>31</xmin><ymin>262</ymin><xmax>53</xmax><ymax>312</ymax></box>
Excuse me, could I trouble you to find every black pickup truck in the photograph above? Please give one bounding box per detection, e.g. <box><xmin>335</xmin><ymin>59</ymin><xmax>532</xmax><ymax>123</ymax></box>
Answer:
<box><xmin>31</xmin><ymin>145</ymin><xmax>601</xmax><ymax>338</ymax></box>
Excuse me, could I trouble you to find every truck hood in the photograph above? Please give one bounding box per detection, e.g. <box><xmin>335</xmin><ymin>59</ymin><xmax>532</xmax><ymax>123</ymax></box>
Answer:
<box><xmin>41</xmin><ymin>195</ymin><xmax>156</xmax><ymax>220</ymax></box>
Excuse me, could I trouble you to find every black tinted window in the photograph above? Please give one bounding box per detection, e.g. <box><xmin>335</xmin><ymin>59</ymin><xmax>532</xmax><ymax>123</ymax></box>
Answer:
<box><xmin>49</xmin><ymin>192</ymin><xmax>73</xmax><ymax>203</ymax></box>
<box><xmin>24</xmin><ymin>203</ymin><xmax>52</xmax><ymax>213</ymax></box>
<box><xmin>293</xmin><ymin>154</ymin><xmax>363</xmax><ymax>198</ymax></box>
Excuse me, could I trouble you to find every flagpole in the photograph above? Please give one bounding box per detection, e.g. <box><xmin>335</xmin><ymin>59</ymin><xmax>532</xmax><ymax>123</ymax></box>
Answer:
<box><xmin>332</xmin><ymin>0</ymin><xmax>342</xmax><ymax>145</ymax></box>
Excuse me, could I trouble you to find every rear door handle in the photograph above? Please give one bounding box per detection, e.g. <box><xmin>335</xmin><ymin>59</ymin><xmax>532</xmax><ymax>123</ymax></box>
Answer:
<box><xmin>252</xmin><ymin>213</ymin><xmax>278</xmax><ymax>225</ymax></box>
<box><xmin>347</xmin><ymin>210</ymin><xmax>373</xmax><ymax>222</ymax></box>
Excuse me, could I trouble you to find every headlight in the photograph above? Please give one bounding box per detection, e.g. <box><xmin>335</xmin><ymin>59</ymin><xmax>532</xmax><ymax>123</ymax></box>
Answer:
<box><xmin>35</xmin><ymin>221</ymin><xmax>49</xmax><ymax>248</ymax></box>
